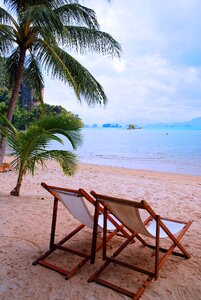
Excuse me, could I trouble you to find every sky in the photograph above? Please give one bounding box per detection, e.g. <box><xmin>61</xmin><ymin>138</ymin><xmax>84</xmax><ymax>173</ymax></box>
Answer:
<box><xmin>2</xmin><ymin>0</ymin><xmax>201</xmax><ymax>125</ymax></box>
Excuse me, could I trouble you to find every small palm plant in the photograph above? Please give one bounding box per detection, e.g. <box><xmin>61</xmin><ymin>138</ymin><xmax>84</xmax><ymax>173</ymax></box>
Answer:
<box><xmin>0</xmin><ymin>114</ymin><xmax>82</xmax><ymax>196</ymax></box>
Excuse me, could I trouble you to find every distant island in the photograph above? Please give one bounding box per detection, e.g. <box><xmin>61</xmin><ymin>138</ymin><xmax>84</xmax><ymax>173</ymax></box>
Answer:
<box><xmin>84</xmin><ymin>117</ymin><xmax>201</xmax><ymax>130</ymax></box>
<box><xmin>102</xmin><ymin>123</ymin><xmax>122</xmax><ymax>128</ymax></box>
<box><xmin>84</xmin><ymin>123</ymin><xmax>123</xmax><ymax>128</ymax></box>
<box><xmin>84</xmin><ymin>122</ymin><xmax>141</xmax><ymax>129</ymax></box>
<box><xmin>144</xmin><ymin>117</ymin><xmax>201</xmax><ymax>129</ymax></box>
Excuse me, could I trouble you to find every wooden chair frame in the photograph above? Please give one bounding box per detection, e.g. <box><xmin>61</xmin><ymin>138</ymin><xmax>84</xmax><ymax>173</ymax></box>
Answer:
<box><xmin>88</xmin><ymin>191</ymin><xmax>192</xmax><ymax>300</ymax></box>
<box><xmin>32</xmin><ymin>183</ymin><xmax>129</xmax><ymax>280</ymax></box>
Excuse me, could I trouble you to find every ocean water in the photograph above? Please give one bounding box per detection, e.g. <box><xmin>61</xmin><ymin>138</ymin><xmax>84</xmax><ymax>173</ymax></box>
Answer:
<box><xmin>51</xmin><ymin>128</ymin><xmax>201</xmax><ymax>176</ymax></box>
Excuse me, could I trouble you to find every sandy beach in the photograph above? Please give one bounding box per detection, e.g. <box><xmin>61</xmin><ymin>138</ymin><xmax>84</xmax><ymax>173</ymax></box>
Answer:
<box><xmin>0</xmin><ymin>159</ymin><xmax>201</xmax><ymax>300</ymax></box>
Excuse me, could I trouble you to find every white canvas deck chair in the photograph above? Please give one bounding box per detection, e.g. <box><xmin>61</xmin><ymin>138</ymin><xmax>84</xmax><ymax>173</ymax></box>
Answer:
<box><xmin>88</xmin><ymin>191</ymin><xmax>192</xmax><ymax>300</ymax></box>
<box><xmin>32</xmin><ymin>183</ymin><xmax>129</xmax><ymax>280</ymax></box>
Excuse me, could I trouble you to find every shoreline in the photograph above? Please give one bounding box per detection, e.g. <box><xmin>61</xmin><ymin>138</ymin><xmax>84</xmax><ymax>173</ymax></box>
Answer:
<box><xmin>3</xmin><ymin>155</ymin><xmax>201</xmax><ymax>180</ymax></box>
<box><xmin>0</xmin><ymin>158</ymin><xmax>201</xmax><ymax>299</ymax></box>
<box><xmin>77</xmin><ymin>157</ymin><xmax>201</xmax><ymax>177</ymax></box>
<box><xmin>4</xmin><ymin>152</ymin><xmax>201</xmax><ymax>177</ymax></box>
<box><xmin>79</xmin><ymin>161</ymin><xmax>201</xmax><ymax>179</ymax></box>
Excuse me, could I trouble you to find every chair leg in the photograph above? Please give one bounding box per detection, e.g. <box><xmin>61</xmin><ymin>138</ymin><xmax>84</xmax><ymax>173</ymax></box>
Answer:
<box><xmin>90</xmin><ymin>201</ymin><xmax>100</xmax><ymax>264</ymax></box>
<box><xmin>49</xmin><ymin>197</ymin><xmax>58</xmax><ymax>249</ymax></box>
<box><xmin>155</xmin><ymin>216</ymin><xmax>160</xmax><ymax>279</ymax></box>
<box><xmin>33</xmin><ymin>197</ymin><xmax>58</xmax><ymax>266</ymax></box>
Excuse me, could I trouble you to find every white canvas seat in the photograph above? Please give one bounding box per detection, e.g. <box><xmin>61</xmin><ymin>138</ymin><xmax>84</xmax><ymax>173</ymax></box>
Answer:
<box><xmin>51</xmin><ymin>188</ymin><xmax>120</xmax><ymax>231</ymax></box>
<box><xmin>147</xmin><ymin>219</ymin><xmax>185</xmax><ymax>238</ymax></box>
<box><xmin>100</xmin><ymin>199</ymin><xmax>187</xmax><ymax>239</ymax></box>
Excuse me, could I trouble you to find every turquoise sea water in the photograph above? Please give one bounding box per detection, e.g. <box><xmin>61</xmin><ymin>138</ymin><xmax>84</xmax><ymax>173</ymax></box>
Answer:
<box><xmin>51</xmin><ymin>128</ymin><xmax>201</xmax><ymax>176</ymax></box>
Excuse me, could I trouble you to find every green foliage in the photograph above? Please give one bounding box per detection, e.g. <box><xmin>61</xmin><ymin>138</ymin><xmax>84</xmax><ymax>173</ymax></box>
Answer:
<box><xmin>0</xmin><ymin>57</ymin><xmax>10</xmax><ymax>88</ymax></box>
<box><xmin>0</xmin><ymin>114</ymin><xmax>82</xmax><ymax>195</ymax></box>
<box><xmin>12</xmin><ymin>103</ymin><xmax>83</xmax><ymax>130</ymax></box>
<box><xmin>0</xmin><ymin>87</ymin><xmax>11</xmax><ymax>114</ymax></box>
<box><xmin>0</xmin><ymin>85</ymin><xmax>83</xmax><ymax>130</ymax></box>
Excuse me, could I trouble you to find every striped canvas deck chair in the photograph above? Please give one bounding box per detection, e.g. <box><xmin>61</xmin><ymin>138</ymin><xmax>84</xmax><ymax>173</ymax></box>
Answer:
<box><xmin>33</xmin><ymin>183</ymin><xmax>128</xmax><ymax>280</ymax></box>
<box><xmin>88</xmin><ymin>191</ymin><xmax>192</xmax><ymax>300</ymax></box>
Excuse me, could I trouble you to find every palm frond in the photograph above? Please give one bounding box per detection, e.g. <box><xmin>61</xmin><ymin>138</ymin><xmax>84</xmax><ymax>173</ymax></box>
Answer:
<box><xmin>23</xmin><ymin>53</ymin><xmax>44</xmax><ymax>103</ymax></box>
<box><xmin>37</xmin><ymin>114</ymin><xmax>82</xmax><ymax>131</ymax></box>
<box><xmin>0</xmin><ymin>7</ymin><xmax>19</xmax><ymax>29</ymax></box>
<box><xmin>0</xmin><ymin>25</ymin><xmax>16</xmax><ymax>55</ymax></box>
<box><xmin>6</xmin><ymin>47</ymin><xmax>20</xmax><ymax>84</ymax></box>
<box><xmin>0</xmin><ymin>113</ymin><xmax>17</xmax><ymax>135</ymax></box>
<box><xmin>36</xmin><ymin>116</ymin><xmax>82</xmax><ymax>149</ymax></box>
<box><xmin>47</xmin><ymin>46</ymin><xmax>108</xmax><ymax>106</ymax></box>
<box><xmin>3</xmin><ymin>0</ymin><xmax>79</xmax><ymax>12</ymax></box>
<box><xmin>54</xmin><ymin>4</ymin><xmax>99</xmax><ymax>29</ymax></box>
<box><xmin>6</xmin><ymin>129</ymin><xmax>21</xmax><ymax>154</ymax></box>
<box><xmin>8</xmin><ymin>116</ymin><xmax>81</xmax><ymax>167</ymax></box>
<box><xmin>34</xmin><ymin>38</ymin><xmax>80</xmax><ymax>99</ymax></box>
<box><xmin>3</xmin><ymin>0</ymin><xmax>26</xmax><ymax>12</ymax></box>
<box><xmin>65</xmin><ymin>26</ymin><xmax>122</xmax><ymax>57</ymax></box>
<box><xmin>19</xmin><ymin>128</ymin><xmax>55</xmax><ymax>156</ymax></box>
<box><xmin>22</xmin><ymin>4</ymin><xmax>65</xmax><ymax>34</ymax></box>
<box><xmin>0</xmin><ymin>113</ymin><xmax>21</xmax><ymax>156</ymax></box>
<box><xmin>0</xmin><ymin>24</ymin><xmax>16</xmax><ymax>40</ymax></box>
<box><xmin>48</xmin><ymin>149</ymin><xmax>77</xmax><ymax>176</ymax></box>
<box><xmin>9</xmin><ymin>155</ymin><xmax>20</xmax><ymax>169</ymax></box>
<box><xmin>6</xmin><ymin>115</ymin><xmax>81</xmax><ymax>176</ymax></box>
<box><xmin>25</xmin><ymin>149</ymin><xmax>77</xmax><ymax>176</ymax></box>
<box><xmin>34</xmin><ymin>41</ymin><xmax>107</xmax><ymax>105</ymax></box>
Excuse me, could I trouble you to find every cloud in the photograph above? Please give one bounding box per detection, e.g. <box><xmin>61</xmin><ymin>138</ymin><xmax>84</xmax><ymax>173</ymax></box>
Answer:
<box><xmin>45</xmin><ymin>52</ymin><xmax>201</xmax><ymax>124</ymax></box>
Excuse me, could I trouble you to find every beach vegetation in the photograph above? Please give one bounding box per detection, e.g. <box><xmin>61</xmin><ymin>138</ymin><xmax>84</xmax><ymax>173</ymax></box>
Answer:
<box><xmin>0</xmin><ymin>0</ymin><xmax>121</xmax><ymax>164</ymax></box>
<box><xmin>0</xmin><ymin>114</ymin><xmax>82</xmax><ymax>196</ymax></box>
<box><xmin>0</xmin><ymin>86</ymin><xmax>83</xmax><ymax>130</ymax></box>
<box><xmin>0</xmin><ymin>57</ymin><xmax>10</xmax><ymax>88</ymax></box>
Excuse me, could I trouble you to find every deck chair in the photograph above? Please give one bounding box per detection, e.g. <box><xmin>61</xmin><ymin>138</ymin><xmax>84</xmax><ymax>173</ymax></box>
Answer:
<box><xmin>88</xmin><ymin>191</ymin><xmax>192</xmax><ymax>300</ymax></box>
<box><xmin>32</xmin><ymin>183</ymin><xmax>129</xmax><ymax>280</ymax></box>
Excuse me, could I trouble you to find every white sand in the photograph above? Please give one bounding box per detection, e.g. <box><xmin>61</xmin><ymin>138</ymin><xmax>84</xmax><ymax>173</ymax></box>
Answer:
<box><xmin>0</xmin><ymin>159</ymin><xmax>201</xmax><ymax>300</ymax></box>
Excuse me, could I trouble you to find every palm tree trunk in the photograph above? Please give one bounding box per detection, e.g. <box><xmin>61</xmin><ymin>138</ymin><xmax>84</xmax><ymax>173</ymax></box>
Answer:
<box><xmin>10</xmin><ymin>166</ymin><xmax>24</xmax><ymax>196</ymax></box>
<box><xmin>0</xmin><ymin>136</ymin><xmax>7</xmax><ymax>164</ymax></box>
<box><xmin>0</xmin><ymin>48</ymin><xmax>26</xmax><ymax>165</ymax></box>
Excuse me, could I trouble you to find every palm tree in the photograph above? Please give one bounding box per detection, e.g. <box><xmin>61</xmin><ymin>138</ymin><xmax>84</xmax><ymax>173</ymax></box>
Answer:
<box><xmin>0</xmin><ymin>0</ymin><xmax>121</xmax><ymax>163</ymax></box>
<box><xmin>0</xmin><ymin>114</ymin><xmax>82</xmax><ymax>196</ymax></box>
